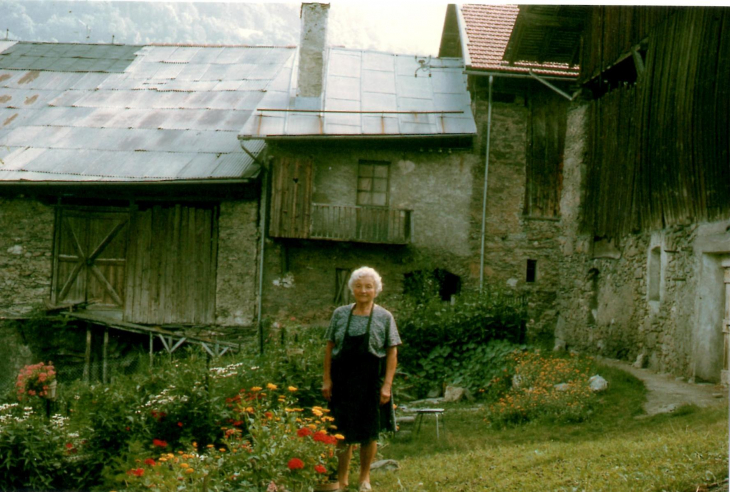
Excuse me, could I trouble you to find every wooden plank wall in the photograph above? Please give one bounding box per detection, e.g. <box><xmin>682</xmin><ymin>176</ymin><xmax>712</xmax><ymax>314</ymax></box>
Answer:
<box><xmin>525</xmin><ymin>85</ymin><xmax>568</xmax><ymax>218</ymax></box>
<box><xmin>269</xmin><ymin>157</ymin><xmax>313</xmax><ymax>239</ymax></box>
<box><xmin>583</xmin><ymin>7</ymin><xmax>730</xmax><ymax>238</ymax></box>
<box><xmin>580</xmin><ymin>6</ymin><xmax>677</xmax><ymax>84</ymax></box>
<box><xmin>124</xmin><ymin>204</ymin><xmax>218</xmax><ymax>325</ymax></box>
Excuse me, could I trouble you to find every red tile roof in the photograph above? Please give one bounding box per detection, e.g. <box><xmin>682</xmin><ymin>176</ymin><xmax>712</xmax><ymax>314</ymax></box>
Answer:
<box><xmin>460</xmin><ymin>4</ymin><xmax>579</xmax><ymax>77</ymax></box>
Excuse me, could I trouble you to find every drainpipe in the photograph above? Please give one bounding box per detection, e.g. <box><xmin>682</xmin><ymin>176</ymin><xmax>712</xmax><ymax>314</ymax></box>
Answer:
<box><xmin>479</xmin><ymin>75</ymin><xmax>493</xmax><ymax>292</ymax></box>
<box><xmin>256</xmin><ymin>159</ymin><xmax>270</xmax><ymax>355</ymax></box>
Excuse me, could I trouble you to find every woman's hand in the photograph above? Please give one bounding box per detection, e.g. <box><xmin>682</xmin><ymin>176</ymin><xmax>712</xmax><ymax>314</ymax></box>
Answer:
<box><xmin>322</xmin><ymin>378</ymin><xmax>333</xmax><ymax>401</ymax></box>
<box><xmin>380</xmin><ymin>384</ymin><xmax>391</xmax><ymax>405</ymax></box>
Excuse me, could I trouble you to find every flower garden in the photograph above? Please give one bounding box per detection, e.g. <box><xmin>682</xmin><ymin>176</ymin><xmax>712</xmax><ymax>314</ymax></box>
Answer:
<box><xmin>1</xmin><ymin>292</ymin><xmax>726</xmax><ymax>491</ymax></box>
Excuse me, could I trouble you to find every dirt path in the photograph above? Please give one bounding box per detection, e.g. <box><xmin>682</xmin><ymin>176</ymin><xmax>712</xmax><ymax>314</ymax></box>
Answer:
<box><xmin>598</xmin><ymin>357</ymin><xmax>727</xmax><ymax>416</ymax></box>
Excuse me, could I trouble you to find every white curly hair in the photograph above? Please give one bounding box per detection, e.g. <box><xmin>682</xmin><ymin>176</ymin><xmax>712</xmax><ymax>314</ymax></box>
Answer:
<box><xmin>348</xmin><ymin>266</ymin><xmax>383</xmax><ymax>295</ymax></box>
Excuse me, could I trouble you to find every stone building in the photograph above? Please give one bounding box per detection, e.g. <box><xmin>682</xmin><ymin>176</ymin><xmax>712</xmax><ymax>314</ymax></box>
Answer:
<box><xmin>501</xmin><ymin>5</ymin><xmax>730</xmax><ymax>382</ymax></box>
<box><xmin>0</xmin><ymin>2</ymin><xmax>482</xmax><ymax>376</ymax></box>
<box><xmin>438</xmin><ymin>4</ymin><xmax>579</xmax><ymax>340</ymax></box>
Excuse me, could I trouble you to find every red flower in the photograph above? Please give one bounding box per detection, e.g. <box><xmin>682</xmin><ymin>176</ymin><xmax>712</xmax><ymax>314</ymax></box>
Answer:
<box><xmin>314</xmin><ymin>464</ymin><xmax>327</xmax><ymax>474</ymax></box>
<box><xmin>144</xmin><ymin>458</ymin><xmax>156</xmax><ymax>466</ymax></box>
<box><xmin>264</xmin><ymin>411</ymin><xmax>273</xmax><ymax>419</ymax></box>
<box><xmin>152</xmin><ymin>439</ymin><xmax>168</xmax><ymax>448</ymax></box>
<box><xmin>177</xmin><ymin>421</ymin><xmax>183</xmax><ymax>427</ymax></box>
<box><xmin>65</xmin><ymin>443</ymin><xmax>74</xmax><ymax>449</ymax></box>
<box><xmin>287</xmin><ymin>458</ymin><xmax>305</xmax><ymax>470</ymax></box>
<box><xmin>127</xmin><ymin>468</ymin><xmax>144</xmax><ymax>477</ymax></box>
<box><xmin>297</xmin><ymin>427</ymin><xmax>313</xmax><ymax>437</ymax></box>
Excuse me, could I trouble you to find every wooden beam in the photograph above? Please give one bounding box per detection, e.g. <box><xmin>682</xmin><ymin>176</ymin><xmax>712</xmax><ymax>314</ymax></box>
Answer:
<box><xmin>103</xmin><ymin>328</ymin><xmax>108</xmax><ymax>384</ymax></box>
<box><xmin>83</xmin><ymin>326</ymin><xmax>91</xmax><ymax>383</ymax></box>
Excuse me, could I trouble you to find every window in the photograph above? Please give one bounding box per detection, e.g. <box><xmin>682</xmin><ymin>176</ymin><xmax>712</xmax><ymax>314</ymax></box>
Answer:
<box><xmin>526</xmin><ymin>259</ymin><xmax>537</xmax><ymax>283</ymax></box>
<box><xmin>357</xmin><ymin>161</ymin><xmax>389</xmax><ymax>207</ymax></box>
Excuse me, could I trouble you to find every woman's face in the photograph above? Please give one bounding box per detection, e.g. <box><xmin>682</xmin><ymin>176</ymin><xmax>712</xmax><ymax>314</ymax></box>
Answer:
<box><xmin>352</xmin><ymin>275</ymin><xmax>378</xmax><ymax>304</ymax></box>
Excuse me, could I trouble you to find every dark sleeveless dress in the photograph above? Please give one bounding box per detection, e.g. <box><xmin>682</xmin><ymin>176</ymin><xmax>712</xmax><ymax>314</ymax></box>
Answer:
<box><xmin>330</xmin><ymin>306</ymin><xmax>395</xmax><ymax>444</ymax></box>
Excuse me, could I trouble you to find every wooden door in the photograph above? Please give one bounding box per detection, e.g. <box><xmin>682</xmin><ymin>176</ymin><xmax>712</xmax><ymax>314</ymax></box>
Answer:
<box><xmin>52</xmin><ymin>208</ymin><xmax>129</xmax><ymax>309</ymax></box>
<box><xmin>269</xmin><ymin>157</ymin><xmax>313</xmax><ymax>239</ymax></box>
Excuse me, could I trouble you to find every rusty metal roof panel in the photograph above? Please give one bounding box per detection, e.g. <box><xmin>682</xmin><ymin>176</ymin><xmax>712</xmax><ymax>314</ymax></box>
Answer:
<box><xmin>0</xmin><ymin>42</ymin><xmax>296</xmax><ymax>182</ymax></box>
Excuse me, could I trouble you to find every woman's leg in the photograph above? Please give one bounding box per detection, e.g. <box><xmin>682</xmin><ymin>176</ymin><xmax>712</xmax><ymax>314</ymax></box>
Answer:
<box><xmin>358</xmin><ymin>440</ymin><xmax>377</xmax><ymax>486</ymax></box>
<box><xmin>337</xmin><ymin>441</ymin><xmax>353</xmax><ymax>488</ymax></box>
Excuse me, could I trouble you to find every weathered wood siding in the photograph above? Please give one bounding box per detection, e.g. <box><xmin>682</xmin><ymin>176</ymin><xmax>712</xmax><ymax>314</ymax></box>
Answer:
<box><xmin>525</xmin><ymin>87</ymin><xmax>568</xmax><ymax>218</ymax></box>
<box><xmin>124</xmin><ymin>204</ymin><xmax>218</xmax><ymax>325</ymax></box>
<box><xmin>580</xmin><ymin>6</ymin><xmax>677</xmax><ymax>84</ymax></box>
<box><xmin>583</xmin><ymin>7</ymin><xmax>730</xmax><ymax>238</ymax></box>
<box><xmin>52</xmin><ymin>207</ymin><xmax>129</xmax><ymax>308</ymax></box>
<box><xmin>269</xmin><ymin>157</ymin><xmax>313</xmax><ymax>239</ymax></box>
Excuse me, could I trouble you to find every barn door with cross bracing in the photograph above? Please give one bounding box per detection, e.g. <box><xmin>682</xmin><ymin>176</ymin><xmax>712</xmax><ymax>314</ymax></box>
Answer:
<box><xmin>52</xmin><ymin>208</ymin><xmax>129</xmax><ymax>310</ymax></box>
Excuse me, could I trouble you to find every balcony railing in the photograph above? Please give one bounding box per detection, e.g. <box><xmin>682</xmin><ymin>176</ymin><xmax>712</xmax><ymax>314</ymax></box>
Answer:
<box><xmin>310</xmin><ymin>204</ymin><xmax>412</xmax><ymax>244</ymax></box>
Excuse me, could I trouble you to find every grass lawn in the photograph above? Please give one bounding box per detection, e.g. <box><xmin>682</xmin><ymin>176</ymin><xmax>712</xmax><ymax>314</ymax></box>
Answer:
<box><xmin>371</xmin><ymin>365</ymin><xmax>728</xmax><ymax>492</ymax></box>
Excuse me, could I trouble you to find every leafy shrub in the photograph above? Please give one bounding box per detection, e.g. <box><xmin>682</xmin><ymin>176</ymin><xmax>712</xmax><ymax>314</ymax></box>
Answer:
<box><xmin>0</xmin><ymin>404</ymin><xmax>82</xmax><ymax>491</ymax></box>
<box><xmin>484</xmin><ymin>350</ymin><xmax>596</xmax><ymax>427</ymax></box>
<box><xmin>390</xmin><ymin>289</ymin><xmax>527</xmax><ymax>397</ymax></box>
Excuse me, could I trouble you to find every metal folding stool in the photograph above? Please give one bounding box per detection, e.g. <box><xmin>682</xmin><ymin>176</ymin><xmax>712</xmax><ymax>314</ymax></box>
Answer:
<box><xmin>414</xmin><ymin>408</ymin><xmax>445</xmax><ymax>439</ymax></box>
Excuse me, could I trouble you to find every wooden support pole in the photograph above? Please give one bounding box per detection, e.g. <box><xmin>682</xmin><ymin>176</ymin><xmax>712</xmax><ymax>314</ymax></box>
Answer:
<box><xmin>149</xmin><ymin>332</ymin><xmax>153</xmax><ymax>370</ymax></box>
<box><xmin>103</xmin><ymin>328</ymin><xmax>109</xmax><ymax>384</ymax></box>
<box><xmin>83</xmin><ymin>325</ymin><xmax>91</xmax><ymax>383</ymax></box>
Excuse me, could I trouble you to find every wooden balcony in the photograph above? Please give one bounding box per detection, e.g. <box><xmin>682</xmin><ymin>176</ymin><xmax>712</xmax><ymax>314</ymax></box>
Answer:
<box><xmin>310</xmin><ymin>204</ymin><xmax>412</xmax><ymax>244</ymax></box>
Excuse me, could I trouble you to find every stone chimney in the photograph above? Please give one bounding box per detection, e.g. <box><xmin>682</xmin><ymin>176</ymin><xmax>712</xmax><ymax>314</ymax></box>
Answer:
<box><xmin>298</xmin><ymin>2</ymin><xmax>329</xmax><ymax>98</ymax></box>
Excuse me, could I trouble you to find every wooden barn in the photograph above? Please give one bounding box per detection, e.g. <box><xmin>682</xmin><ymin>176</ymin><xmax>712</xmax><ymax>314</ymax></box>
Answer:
<box><xmin>504</xmin><ymin>5</ymin><xmax>730</xmax><ymax>381</ymax></box>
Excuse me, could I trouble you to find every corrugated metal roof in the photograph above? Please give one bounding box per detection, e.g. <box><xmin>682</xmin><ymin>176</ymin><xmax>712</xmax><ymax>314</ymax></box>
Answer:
<box><xmin>240</xmin><ymin>47</ymin><xmax>477</xmax><ymax>139</ymax></box>
<box><xmin>0</xmin><ymin>42</ymin><xmax>295</xmax><ymax>183</ymax></box>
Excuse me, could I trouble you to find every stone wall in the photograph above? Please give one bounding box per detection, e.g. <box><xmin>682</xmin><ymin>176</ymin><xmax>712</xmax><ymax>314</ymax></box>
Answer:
<box><xmin>262</xmin><ymin>99</ymin><xmax>563</xmax><ymax>338</ymax></box>
<box><xmin>471</xmin><ymin>99</ymin><xmax>562</xmax><ymax>341</ymax></box>
<box><xmin>215</xmin><ymin>200</ymin><xmax>261</xmax><ymax>328</ymax></box>
<box><xmin>262</xmin><ymin>143</ymin><xmax>480</xmax><ymax>322</ymax></box>
<box><xmin>0</xmin><ymin>197</ymin><xmax>54</xmax><ymax>317</ymax></box>
<box><xmin>556</xmin><ymin>100</ymin><xmax>729</xmax><ymax>382</ymax></box>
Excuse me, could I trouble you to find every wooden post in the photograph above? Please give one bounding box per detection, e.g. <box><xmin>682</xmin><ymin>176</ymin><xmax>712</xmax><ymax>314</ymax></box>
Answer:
<box><xmin>83</xmin><ymin>325</ymin><xmax>91</xmax><ymax>383</ymax></box>
<box><xmin>102</xmin><ymin>328</ymin><xmax>108</xmax><ymax>384</ymax></box>
<box><xmin>149</xmin><ymin>332</ymin><xmax>153</xmax><ymax>370</ymax></box>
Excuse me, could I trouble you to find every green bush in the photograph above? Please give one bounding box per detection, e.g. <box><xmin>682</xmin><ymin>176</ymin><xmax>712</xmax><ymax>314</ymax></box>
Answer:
<box><xmin>391</xmin><ymin>289</ymin><xmax>528</xmax><ymax>398</ymax></box>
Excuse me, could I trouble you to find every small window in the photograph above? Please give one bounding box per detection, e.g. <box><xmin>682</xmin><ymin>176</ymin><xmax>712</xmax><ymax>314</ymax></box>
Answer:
<box><xmin>357</xmin><ymin>161</ymin><xmax>389</xmax><ymax>207</ymax></box>
<box><xmin>526</xmin><ymin>259</ymin><xmax>537</xmax><ymax>283</ymax></box>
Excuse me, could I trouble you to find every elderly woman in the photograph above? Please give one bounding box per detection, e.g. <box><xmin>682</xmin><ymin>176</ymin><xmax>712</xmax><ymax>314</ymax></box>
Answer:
<box><xmin>322</xmin><ymin>267</ymin><xmax>401</xmax><ymax>492</ymax></box>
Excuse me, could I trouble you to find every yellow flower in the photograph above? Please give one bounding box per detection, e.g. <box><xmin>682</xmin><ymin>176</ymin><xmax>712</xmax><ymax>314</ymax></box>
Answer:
<box><xmin>219</xmin><ymin>448</ymin><xmax>226</xmax><ymax>452</ymax></box>
<box><xmin>192</xmin><ymin>442</ymin><xmax>198</xmax><ymax>448</ymax></box>
<box><xmin>159</xmin><ymin>458</ymin><xmax>168</xmax><ymax>462</ymax></box>
<box><xmin>311</xmin><ymin>408</ymin><xmax>323</xmax><ymax>417</ymax></box>
<box><xmin>288</xmin><ymin>386</ymin><xmax>298</xmax><ymax>392</ymax></box>
<box><xmin>267</xmin><ymin>383</ymin><xmax>278</xmax><ymax>390</ymax></box>
<box><xmin>185</xmin><ymin>468</ymin><xmax>195</xmax><ymax>474</ymax></box>
<box><xmin>308</xmin><ymin>424</ymin><xmax>318</xmax><ymax>429</ymax></box>
<box><xmin>251</xmin><ymin>386</ymin><xmax>263</xmax><ymax>392</ymax></box>
<box><xmin>207</xmin><ymin>444</ymin><xmax>215</xmax><ymax>448</ymax></box>
<box><xmin>180</xmin><ymin>463</ymin><xmax>189</xmax><ymax>469</ymax></box>
<box><xmin>334</xmin><ymin>434</ymin><xmax>345</xmax><ymax>440</ymax></box>
<box><xmin>246</xmin><ymin>406</ymin><xmax>254</xmax><ymax>413</ymax></box>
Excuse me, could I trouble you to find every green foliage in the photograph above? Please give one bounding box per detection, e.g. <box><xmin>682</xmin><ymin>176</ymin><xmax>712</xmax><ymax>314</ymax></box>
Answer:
<box><xmin>0</xmin><ymin>404</ymin><xmax>81</xmax><ymax>491</ymax></box>
<box><xmin>244</xmin><ymin>324</ymin><xmax>329</xmax><ymax>409</ymax></box>
<box><xmin>390</xmin><ymin>288</ymin><xmax>528</xmax><ymax>398</ymax></box>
